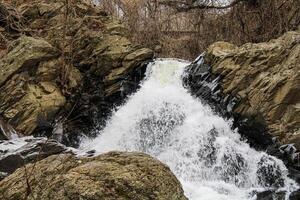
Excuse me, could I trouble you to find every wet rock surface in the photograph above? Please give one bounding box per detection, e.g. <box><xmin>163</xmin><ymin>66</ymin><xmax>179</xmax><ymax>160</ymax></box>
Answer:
<box><xmin>183</xmin><ymin>55</ymin><xmax>272</xmax><ymax>149</ymax></box>
<box><xmin>0</xmin><ymin>151</ymin><xmax>187</xmax><ymax>200</ymax></box>
<box><xmin>0</xmin><ymin>137</ymin><xmax>68</xmax><ymax>180</ymax></box>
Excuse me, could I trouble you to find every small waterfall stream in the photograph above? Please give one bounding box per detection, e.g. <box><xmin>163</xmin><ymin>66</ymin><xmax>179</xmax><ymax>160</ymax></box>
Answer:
<box><xmin>80</xmin><ymin>59</ymin><xmax>298</xmax><ymax>200</ymax></box>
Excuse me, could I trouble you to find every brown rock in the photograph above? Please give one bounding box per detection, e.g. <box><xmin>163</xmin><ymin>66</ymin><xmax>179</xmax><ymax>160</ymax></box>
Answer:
<box><xmin>204</xmin><ymin>31</ymin><xmax>300</xmax><ymax>148</ymax></box>
<box><xmin>0</xmin><ymin>36</ymin><xmax>68</xmax><ymax>136</ymax></box>
<box><xmin>0</xmin><ymin>78</ymin><xmax>66</xmax><ymax>135</ymax></box>
<box><xmin>0</xmin><ymin>0</ymin><xmax>153</xmax><ymax>139</ymax></box>
<box><xmin>0</xmin><ymin>152</ymin><xmax>187</xmax><ymax>200</ymax></box>
<box><xmin>0</xmin><ymin>36</ymin><xmax>58</xmax><ymax>86</ymax></box>
<box><xmin>104</xmin><ymin>48</ymin><xmax>154</xmax><ymax>96</ymax></box>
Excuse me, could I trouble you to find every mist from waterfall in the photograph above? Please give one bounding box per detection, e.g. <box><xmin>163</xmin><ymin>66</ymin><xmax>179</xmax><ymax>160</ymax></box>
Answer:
<box><xmin>80</xmin><ymin>59</ymin><xmax>298</xmax><ymax>200</ymax></box>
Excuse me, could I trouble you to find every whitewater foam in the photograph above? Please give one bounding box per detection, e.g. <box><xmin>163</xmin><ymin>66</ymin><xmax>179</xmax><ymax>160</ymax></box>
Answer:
<box><xmin>80</xmin><ymin>59</ymin><xmax>298</xmax><ymax>200</ymax></box>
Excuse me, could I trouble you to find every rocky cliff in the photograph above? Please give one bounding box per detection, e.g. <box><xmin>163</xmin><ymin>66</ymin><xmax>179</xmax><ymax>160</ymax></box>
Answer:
<box><xmin>206</xmin><ymin>31</ymin><xmax>300</xmax><ymax>149</ymax></box>
<box><xmin>0</xmin><ymin>0</ymin><xmax>153</xmax><ymax>144</ymax></box>
<box><xmin>184</xmin><ymin>29</ymin><xmax>300</xmax><ymax>159</ymax></box>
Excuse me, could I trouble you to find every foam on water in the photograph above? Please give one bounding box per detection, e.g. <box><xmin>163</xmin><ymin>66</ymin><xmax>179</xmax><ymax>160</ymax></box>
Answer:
<box><xmin>0</xmin><ymin>136</ymin><xmax>33</xmax><ymax>153</ymax></box>
<box><xmin>80</xmin><ymin>59</ymin><xmax>298</xmax><ymax>200</ymax></box>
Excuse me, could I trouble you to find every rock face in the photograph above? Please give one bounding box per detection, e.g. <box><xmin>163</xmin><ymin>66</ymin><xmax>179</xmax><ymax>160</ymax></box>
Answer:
<box><xmin>0</xmin><ymin>36</ymin><xmax>58</xmax><ymax>86</ymax></box>
<box><xmin>0</xmin><ymin>36</ymin><xmax>68</xmax><ymax>136</ymax></box>
<box><xmin>0</xmin><ymin>0</ymin><xmax>153</xmax><ymax>143</ymax></box>
<box><xmin>203</xmin><ymin>31</ymin><xmax>300</xmax><ymax>149</ymax></box>
<box><xmin>0</xmin><ymin>152</ymin><xmax>187</xmax><ymax>200</ymax></box>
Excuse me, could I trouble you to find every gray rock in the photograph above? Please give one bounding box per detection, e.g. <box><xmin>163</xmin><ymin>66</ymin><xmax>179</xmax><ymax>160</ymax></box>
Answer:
<box><xmin>0</xmin><ymin>137</ymin><xmax>68</xmax><ymax>180</ymax></box>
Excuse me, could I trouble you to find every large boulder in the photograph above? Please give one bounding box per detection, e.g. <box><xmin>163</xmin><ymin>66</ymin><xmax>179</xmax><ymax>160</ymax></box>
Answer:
<box><xmin>203</xmin><ymin>31</ymin><xmax>300</xmax><ymax>148</ymax></box>
<box><xmin>0</xmin><ymin>152</ymin><xmax>187</xmax><ymax>200</ymax></box>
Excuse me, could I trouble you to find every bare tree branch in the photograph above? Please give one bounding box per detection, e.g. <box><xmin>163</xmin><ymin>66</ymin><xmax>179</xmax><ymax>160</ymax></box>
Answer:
<box><xmin>158</xmin><ymin>0</ymin><xmax>248</xmax><ymax>12</ymax></box>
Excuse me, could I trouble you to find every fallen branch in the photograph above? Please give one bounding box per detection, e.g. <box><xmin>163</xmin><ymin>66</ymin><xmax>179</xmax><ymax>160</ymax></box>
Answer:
<box><xmin>0</xmin><ymin>2</ymin><xmax>24</xmax><ymax>33</ymax></box>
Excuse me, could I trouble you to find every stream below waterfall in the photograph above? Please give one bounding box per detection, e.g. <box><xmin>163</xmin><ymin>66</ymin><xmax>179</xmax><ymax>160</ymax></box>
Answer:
<box><xmin>80</xmin><ymin>59</ymin><xmax>299</xmax><ymax>200</ymax></box>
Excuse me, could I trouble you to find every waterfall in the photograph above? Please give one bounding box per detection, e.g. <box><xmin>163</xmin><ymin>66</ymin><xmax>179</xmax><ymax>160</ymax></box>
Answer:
<box><xmin>80</xmin><ymin>59</ymin><xmax>298</xmax><ymax>200</ymax></box>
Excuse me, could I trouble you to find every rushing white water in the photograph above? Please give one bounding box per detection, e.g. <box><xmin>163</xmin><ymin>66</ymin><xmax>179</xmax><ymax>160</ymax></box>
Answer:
<box><xmin>80</xmin><ymin>59</ymin><xmax>298</xmax><ymax>200</ymax></box>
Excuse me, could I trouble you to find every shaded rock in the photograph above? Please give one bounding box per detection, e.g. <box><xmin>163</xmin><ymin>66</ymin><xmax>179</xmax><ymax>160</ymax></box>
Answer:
<box><xmin>255</xmin><ymin>190</ymin><xmax>285</xmax><ymax>200</ymax></box>
<box><xmin>204</xmin><ymin>31</ymin><xmax>300</xmax><ymax>148</ymax></box>
<box><xmin>0</xmin><ymin>151</ymin><xmax>187</xmax><ymax>200</ymax></box>
<box><xmin>113</xmin><ymin>48</ymin><xmax>154</xmax><ymax>80</ymax></box>
<box><xmin>104</xmin><ymin>48</ymin><xmax>154</xmax><ymax>96</ymax></box>
<box><xmin>0</xmin><ymin>137</ymin><xmax>67</xmax><ymax>179</ymax></box>
<box><xmin>61</xmin><ymin>58</ymin><xmax>151</xmax><ymax>147</ymax></box>
<box><xmin>290</xmin><ymin>189</ymin><xmax>300</xmax><ymax>200</ymax></box>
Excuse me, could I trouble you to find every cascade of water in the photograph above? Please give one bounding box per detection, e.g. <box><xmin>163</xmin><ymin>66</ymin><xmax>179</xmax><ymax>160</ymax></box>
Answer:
<box><xmin>80</xmin><ymin>59</ymin><xmax>298</xmax><ymax>200</ymax></box>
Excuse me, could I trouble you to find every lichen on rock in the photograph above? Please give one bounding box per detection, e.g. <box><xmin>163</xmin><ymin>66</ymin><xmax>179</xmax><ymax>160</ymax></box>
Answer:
<box><xmin>0</xmin><ymin>36</ymin><xmax>66</xmax><ymax>136</ymax></box>
<box><xmin>0</xmin><ymin>36</ymin><xmax>59</xmax><ymax>86</ymax></box>
<box><xmin>204</xmin><ymin>30</ymin><xmax>300</xmax><ymax>148</ymax></box>
<box><xmin>0</xmin><ymin>152</ymin><xmax>187</xmax><ymax>200</ymax></box>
